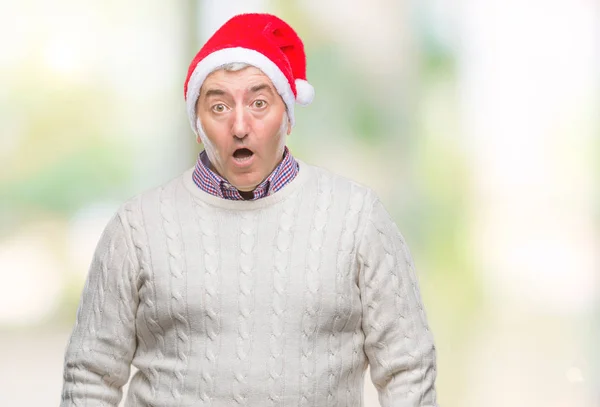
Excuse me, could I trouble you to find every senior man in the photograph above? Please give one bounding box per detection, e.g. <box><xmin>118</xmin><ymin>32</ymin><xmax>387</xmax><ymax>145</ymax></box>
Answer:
<box><xmin>60</xmin><ymin>13</ymin><xmax>439</xmax><ymax>407</ymax></box>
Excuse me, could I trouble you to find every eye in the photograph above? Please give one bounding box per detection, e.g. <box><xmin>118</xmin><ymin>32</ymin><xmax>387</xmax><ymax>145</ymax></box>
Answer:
<box><xmin>212</xmin><ymin>103</ymin><xmax>227</xmax><ymax>113</ymax></box>
<box><xmin>253</xmin><ymin>100</ymin><xmax>267</xmax><ymax>109</ymax></box>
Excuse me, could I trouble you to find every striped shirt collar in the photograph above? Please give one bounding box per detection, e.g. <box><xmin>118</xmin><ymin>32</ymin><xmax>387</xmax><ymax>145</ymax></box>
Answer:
<box><xmin>192</xmin><ymin>146</ymin><xmax>299</xmax><ymax>201</ymax></box>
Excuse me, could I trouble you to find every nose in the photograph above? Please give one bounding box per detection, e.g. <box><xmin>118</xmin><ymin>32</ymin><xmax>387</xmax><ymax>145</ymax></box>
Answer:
<box><xmin>231</xmin><ymin>106</ymin><xmax>250</xmax><ymax>139</ymax></box>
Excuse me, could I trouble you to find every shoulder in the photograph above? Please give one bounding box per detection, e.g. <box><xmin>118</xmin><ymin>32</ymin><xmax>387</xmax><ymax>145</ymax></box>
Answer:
<box><xmin>116</xmin><ymin>170</ymin><xmax>189</xmax><ymax>226</ymax></box>
<box><xmin>301</xmin><ymin>161</ymin><xmax>401</xmax><ymax>224</ymax></box>
<box><xmin>297</xmin><ymin>160</ymin><xmax>387</xmax><ymax>238</ymax></box>
<box><xmin>299</xmin><ymin>160</ymin><xmax>379</xmax><ymax>205</ymax></box>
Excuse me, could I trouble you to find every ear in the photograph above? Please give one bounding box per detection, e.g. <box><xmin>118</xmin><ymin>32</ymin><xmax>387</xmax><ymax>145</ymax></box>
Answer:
<box><xmin>286</xmin><ymin>117</ymin><xmax>292</xmax><ymax>135</ymax></box>
<box><xmin>196</xmin><ymin>134</ymin><xmax>202</xmax><ymax>144</ymax></box>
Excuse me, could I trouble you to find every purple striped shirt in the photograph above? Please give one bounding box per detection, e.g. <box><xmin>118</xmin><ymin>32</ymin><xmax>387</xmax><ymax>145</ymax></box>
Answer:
<box><xmin>192</xmin><ymin>146</ymin><xmax>299</xmax><ymax>200</ymax></box>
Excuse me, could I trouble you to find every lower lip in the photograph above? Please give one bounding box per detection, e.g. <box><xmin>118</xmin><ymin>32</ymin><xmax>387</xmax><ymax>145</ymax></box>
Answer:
<box><xmin>232</xmin><ymin>154</ymin><xmax>255</xmax><ymax>168</ymax></box>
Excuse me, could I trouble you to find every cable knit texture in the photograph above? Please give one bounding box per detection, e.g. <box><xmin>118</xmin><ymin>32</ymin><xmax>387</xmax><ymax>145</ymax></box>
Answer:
<box><xmin>60</xmin><ymin>159</ymin><xmax>438</xmax><ymax>407</ymax></box>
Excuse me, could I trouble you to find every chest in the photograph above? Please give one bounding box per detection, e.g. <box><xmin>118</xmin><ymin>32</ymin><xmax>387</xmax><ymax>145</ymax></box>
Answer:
<box><xmin>135</xmin><ymin>207</ymin><xmax>364</xmax><ymax>336</ymax></box>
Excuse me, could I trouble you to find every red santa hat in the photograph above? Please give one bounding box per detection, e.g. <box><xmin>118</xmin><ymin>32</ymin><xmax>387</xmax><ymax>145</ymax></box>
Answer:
<box><xmin>184</xmin><ymin>13</ymin><xmax>315</xmax><ymax>135</ymax></box>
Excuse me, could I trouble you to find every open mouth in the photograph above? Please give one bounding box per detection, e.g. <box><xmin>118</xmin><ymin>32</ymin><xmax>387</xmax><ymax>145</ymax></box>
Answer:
<box><xmin>233</xmin><ymin>148</ymin><xmax>254</xmax><ymax>162</ymax></box>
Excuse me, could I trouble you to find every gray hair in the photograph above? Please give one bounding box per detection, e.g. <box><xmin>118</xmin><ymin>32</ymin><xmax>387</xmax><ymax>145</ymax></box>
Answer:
<box><xmin>219</xmin><ymin>62</ymin><xmax>251</xmax><ymax>72</ymax></box>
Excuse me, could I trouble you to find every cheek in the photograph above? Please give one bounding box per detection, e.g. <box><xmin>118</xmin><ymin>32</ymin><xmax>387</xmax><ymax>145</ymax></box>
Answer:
<box><xmin>197</xmin><ymin>120</ymin><xmax>227</xmax><ymax>158</ymax></box>
<box><xmin>256</xmin><ymin>115</ymin><xmax>286</xmax><ymax>149</ymax></box>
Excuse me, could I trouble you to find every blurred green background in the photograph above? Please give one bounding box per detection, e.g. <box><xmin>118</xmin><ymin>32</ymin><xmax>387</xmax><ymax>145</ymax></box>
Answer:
<box><xmin>1</xmin><ymin>0</ymin><xmax>598</xmax><ymax>406</ymax></box>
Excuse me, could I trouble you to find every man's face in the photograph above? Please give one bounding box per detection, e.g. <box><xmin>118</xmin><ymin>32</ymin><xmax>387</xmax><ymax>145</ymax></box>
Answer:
<box><xmin>195</xmin><ymin>66</ymin><xmax>291</xmax><ymax>192</ymax></box>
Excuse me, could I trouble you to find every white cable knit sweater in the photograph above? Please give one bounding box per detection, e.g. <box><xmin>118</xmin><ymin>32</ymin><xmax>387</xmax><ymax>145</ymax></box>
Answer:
<box><xmin>60</xmin><ymin>159</ymin><xmax>438</xmax><ymax>407</ymax></box>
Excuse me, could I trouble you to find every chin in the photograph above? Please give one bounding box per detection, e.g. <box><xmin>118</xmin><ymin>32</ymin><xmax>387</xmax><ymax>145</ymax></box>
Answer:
<box><xmin>230</xmin><ymin>175</ymin><xmax>261</xmax><ymax>191</ymax></box>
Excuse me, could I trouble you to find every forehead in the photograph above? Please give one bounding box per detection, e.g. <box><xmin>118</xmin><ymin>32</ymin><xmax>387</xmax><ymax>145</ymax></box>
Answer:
<box><xmin>201</xmin><ymin>66</ymin><xmax>276</xmax><ymax>94</ymax></box>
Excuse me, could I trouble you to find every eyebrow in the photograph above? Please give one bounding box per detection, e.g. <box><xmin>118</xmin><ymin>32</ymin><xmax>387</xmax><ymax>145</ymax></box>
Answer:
<box><xmin>203</xmin><ymin>88</ymin><xmax>227</xmax><ymax>99</ymax></box>
<box><xmin>249</xmin><ymin>83</ymin><xmax>274</xmax><ymax>95</ymax></box>
<box><xmin>201</xmin><ymin>83</ymin><xmax>274</xmax><ymax>100</ymax></box>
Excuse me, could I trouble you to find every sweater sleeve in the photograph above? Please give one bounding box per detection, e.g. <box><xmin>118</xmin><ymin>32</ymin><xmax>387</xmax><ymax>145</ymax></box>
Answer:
<box><xmin>358</xmin><ymin>196</ymin><xmax>438</xmax><ymax>407</ymax></box>
<box><xmin>60</xmin><ymin>209</ymin><xmax>139</xmax><ymax>406</ymax></box>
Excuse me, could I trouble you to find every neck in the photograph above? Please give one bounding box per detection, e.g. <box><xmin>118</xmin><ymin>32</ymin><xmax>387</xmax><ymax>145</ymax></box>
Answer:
<box><xmin>238</xmin><ymin>190</ymin><xmax>254</xmax><ymax>200</ymax></box>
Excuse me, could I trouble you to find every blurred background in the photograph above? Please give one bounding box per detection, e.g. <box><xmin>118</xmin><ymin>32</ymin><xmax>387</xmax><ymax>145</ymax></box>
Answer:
<box><xmin>1</xmin><ymin>0</ymin><xmax>598</xmax><ymax>406</ymax></box>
